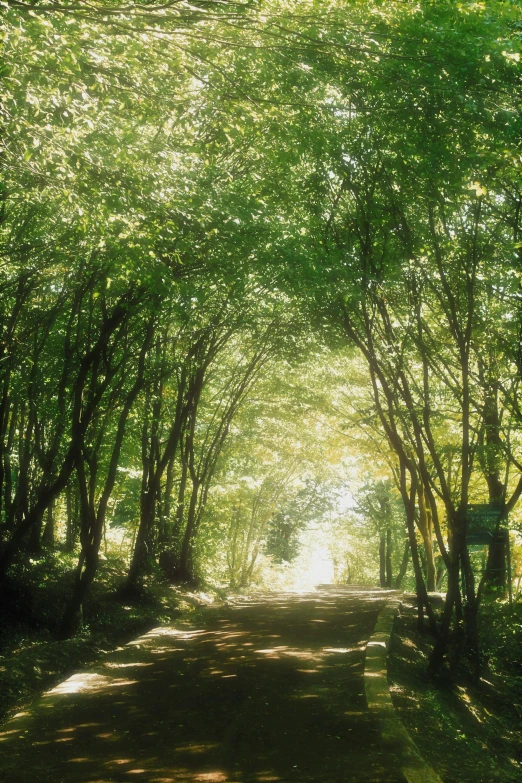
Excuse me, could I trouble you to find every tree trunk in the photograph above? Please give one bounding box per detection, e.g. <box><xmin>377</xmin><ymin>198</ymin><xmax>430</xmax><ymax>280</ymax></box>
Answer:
<box><xmin>159</xmin><ymin>451</ymin><xmax>176</xmax><ymax>546</ymax></box>
<box><xmin>63</xmin><ymin>319</ymin><xmax>153</xmax><ymax>619</ymax></box>
<box><xmin>379</xmin><ymin>532</ymin><xmax>386</xmax><ymax>587</ymax></box>
<box><xmin>60</xmin><ymin>545</ymin><xmax>98</xmax><ymax>637</ymax></box>
<box><xmin>65</xmin><ymin>483</ymin><xmax>79</xmax><ymax>552</ymax></box>
<box><xmin>385</xmin><ymin>527</ymin><xmax>393</xmax><ymax>588</ymax></box>
<box><xmin>429</xmin><ymin>559</ymin><xmax>459</xmax><ymax>672</ymax></box>
<box><xmin>159</xmin><ymin>441</ymin><xmax>190</xmax><ymax>582</ymax></box>
<box><xmin>27</xmin><ymin>508</ymin><xmax>44</xmax><ymax>555</ymax></box>
<box><xmin>125</xmin><ymin>481</ymin><xmax>157</xmax><ymax>594</ymax></box>
<box><xmin>483</xmin><ymin>528</ymin><xmax>507</xmax><ymax>596</ymax></box>
<box><xmin>401</xmin><ymin>471</ymin><xmax>438</xmax><ymax>636</ymax></box>
<box><xmin>60</xmin><ymin>455</ymin><xmax>96</xmax><ymax>637</ymax></box>
<box><xmin>42</xmin><ymin>497</ymin><xmax>55</xmax><ymax>548</ymax></box>
<box><xmin>1</xmin><ymin>400</ymin><xmax>17</xmax><ymax>539</ymax></box>
<box><xmin>418</xmin><ymin>488</ymin><xmax>436</xmax><ymax>592</ymax></box>
<box><xmin>429</xmin><ymin>515</ymin><xmax>463</xmax><ymax>671</ymax></box>
<box><xmin>0</xmin><ymin>297</ymin><xmax>133</xmax><ymax>582</ymax></box>
<box><xmin>172</xmin><ymin>479</ymin><xmax>200</xmax><ymax>584</ymax></box>
<box><xmin>460</xmin><ymin>543</ymin><xmax>481</xmax><ymax>681</ymax></box>
<box><xmin>125</xmin><ymin>386</ymin><xmax>158</xmax><ymax>594</ymax></box>
<box><xmin>394</xmin><ymin>538</ymin><xmax>410</xmax><ymax>589</ymax></box>
<box><xmin>173</xmin><ymin>439</ymin><xmax>189</xmax><ymax>539</ymax></box>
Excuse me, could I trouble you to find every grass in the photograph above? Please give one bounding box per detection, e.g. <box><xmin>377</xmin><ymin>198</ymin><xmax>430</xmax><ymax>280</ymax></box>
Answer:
<box><xmin>388</xmin><ymin>597</ymin><xmax>522</xmax><ymax>783</ymax></box>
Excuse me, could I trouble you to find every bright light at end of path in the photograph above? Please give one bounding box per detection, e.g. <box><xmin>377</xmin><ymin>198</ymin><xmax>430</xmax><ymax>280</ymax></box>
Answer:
<box><xmin>292</xmin><ymin>544</ymin><xmax>334</xmax><ymax>591</ymax></box>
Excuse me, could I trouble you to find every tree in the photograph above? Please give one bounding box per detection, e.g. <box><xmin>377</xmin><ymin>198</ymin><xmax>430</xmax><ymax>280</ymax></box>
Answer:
<box><xmin>2</xmin><ymin>0</ymin><xmax>522</xmax><ymax>668</ymax></box>
<box><xmin>354</xmin><ymin>479</ymin><xmax>404</xmax><ymax>589</ymax></box>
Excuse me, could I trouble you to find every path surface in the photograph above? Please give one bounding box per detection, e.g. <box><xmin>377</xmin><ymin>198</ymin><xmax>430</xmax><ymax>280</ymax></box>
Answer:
<box><xmin>0</xmin><ymin>588</ymin><xmax>405</xmax><ymax>783</ymax></box>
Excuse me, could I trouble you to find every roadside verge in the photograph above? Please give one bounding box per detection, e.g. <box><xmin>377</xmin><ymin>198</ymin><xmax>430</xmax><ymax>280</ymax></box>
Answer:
<box><xmin>364</xmin><ymin>594</ymin><xmax>444</xmax><ymax>783</ymax></box>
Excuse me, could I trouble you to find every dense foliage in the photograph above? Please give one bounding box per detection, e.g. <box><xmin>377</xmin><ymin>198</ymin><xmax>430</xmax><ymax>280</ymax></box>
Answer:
<box><xmin>1</xmin><ymin>0</ymin><xmax>521</xmax><ymax>678</ymax></box>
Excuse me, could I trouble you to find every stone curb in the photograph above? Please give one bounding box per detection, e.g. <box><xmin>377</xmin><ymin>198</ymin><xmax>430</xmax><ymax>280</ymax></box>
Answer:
<box><xmin>364</xmin><ymin>594</ymin><xmax>444</xmax><ymax>783</ymax></box>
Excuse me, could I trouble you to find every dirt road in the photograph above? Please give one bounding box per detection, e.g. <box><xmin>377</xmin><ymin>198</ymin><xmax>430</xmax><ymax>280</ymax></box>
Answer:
<box><xmin>0</xmin><ymin>588</ymin><xmax>404</xmax><ymax>783</ymax></box>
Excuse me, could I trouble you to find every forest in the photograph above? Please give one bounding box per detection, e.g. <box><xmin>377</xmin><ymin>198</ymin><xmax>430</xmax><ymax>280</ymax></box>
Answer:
<box><xmin>1</xmin><ymin>0</ymin><xmax>522</xmax><ymax>771</ymax></box>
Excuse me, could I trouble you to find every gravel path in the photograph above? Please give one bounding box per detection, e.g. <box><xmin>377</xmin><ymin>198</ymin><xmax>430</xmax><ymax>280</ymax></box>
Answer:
<box><xmin>0</xmin><ymin>588</ymin><xmax>405</xmax><ymax>783</ymax></box>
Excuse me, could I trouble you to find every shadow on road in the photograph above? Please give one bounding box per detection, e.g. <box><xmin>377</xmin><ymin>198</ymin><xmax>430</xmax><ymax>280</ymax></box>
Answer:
<box><xmin>0</xmin><ymin>588</ymin><xmax>404</xmax><ymax>783</ymax></box>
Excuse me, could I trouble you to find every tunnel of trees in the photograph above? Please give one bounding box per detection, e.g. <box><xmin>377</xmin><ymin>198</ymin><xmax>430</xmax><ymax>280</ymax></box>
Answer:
<box><xmin>1</xmin><ymin>0</ymin><xmax>522</xmax><ymax>684</ymax></box>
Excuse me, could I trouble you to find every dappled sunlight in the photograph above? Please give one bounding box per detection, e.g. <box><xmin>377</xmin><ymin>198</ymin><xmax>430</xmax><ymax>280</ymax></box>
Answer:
<box><xmin>0</xmin><ymin>589</ymin><xmax>396</xmax><ymax>783</ymax></box>
<box><xmin>0</xmin><ymin>728</ymin><xmax>19</xmax><ymax>738</ymax></box>
<box><xmin>253</xmin><ymin>644</ymin><xmax>358</xmax><ymax>664</ymax></box>
<box><xmin>367</xmin><ymin>639</ymin><xmax>387</xmax><ymax>650</ymax></box>
<box><xmin>104</xmin><ymin>662</ymin><xmax>154</xmax><ymax>669</ymax></box>
<box><xmin>175</xmin><ymin>744</ymin><xmax>220</xmax><ymax>755</ymax></box>
<box><xmin>457</xmin><ymin>686</ymin><xmax>484</xmax><ymax>725</ymax></box>
<box><xmin>322</xmin><ymin>647</ymin><xmax>354</xmax><ymax>654</ymax></box>
<box><xmin>364</xmin><ymin>669</ymin><xmax>387</xmax><ymax>678</ymax></box>
<box><xmin>47</xmin><ymin>672</ymin><xmax>139</xmax><ymax>696</ymax></box>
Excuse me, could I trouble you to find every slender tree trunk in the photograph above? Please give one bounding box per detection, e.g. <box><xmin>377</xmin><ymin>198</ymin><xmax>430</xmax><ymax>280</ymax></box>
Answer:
<box><xmin>460</xmin><ymin>535</ymin><xmax>481</xmax><ymax>681</ymax></box>
<box><xmin>126</xmin><ymin>487</ymin><xmax>156</xmax><ymax>592</ymax></box>
<box><xmin>0</xmin><ymin>278</ymin><xmax>31</xmax><ymax>533</ymax></box>
<box><xmin>0</xmin><ymin>297</ymin><xmax>133</xmax><ymax>582</ymax></box>
<box><xmin>2</xmin><ymin>405</ymin><xmax>17</xmax><ymax>532</ymax></box>
<box><xmin>60</xmin><ymin>546</ymin><xmax>98</xmax><ymax>637</ymax></box>
<box><xmin>0</xmin><ymin>401</ymin><xmax>18</xmax><ymax>534</ymax></box>
<box><xmin>175</xmin><ymin>443</ymin><xmax>189</xmax><ymax>534</ymax></box>
<box><xmin>62</xmin><ymin>319</ymin><xmax>154</xmax><ymax>623</ymax></box>
<box><xmin>126</xmin><ymin>389</ymin><xmax>157</xmax><ymax>594</ymax></box>
<box><xmin>385</xmin><ymin>527</ymin><xmax>393</xmax><ymax>588</ymax></box>
<box><xmin>379</xmin><ymin>532</ymin><xmax>386</xmax><ymax>587</ymax></box>
<box><xmin>418</xmin><ymin>489</ymin><xmax>436</xmax><ymax>591</ymax></box>
<box><xmin>65</xmin><ymin>483</ymin><xmax>79</xmax><ymax>552</ymax></box>
<box><xmin>161</xmin><ymin>438</ymin><xmax>190</xmax><ymax>581</ymax></box>
<box><xmin>159</xmin><ymin>452</ymin><xmax>176</xmax><ymax>544</ymax></box>
<box><xmin>42</xmin><ymin>497</ymin><xmax>55</xmax><ymax>548</ymax></box>
<box><xmin>173</xmin><ymin>479</ymin><xmax>200</xmax><ymax>584</ymax></box>
<box><xmin>430</xmin><ymin>517</ymin><xmax>462</xmax><ymax>671</ymax></box>
<box><xmin>125</xmin><ymin>358</ymin><xmax>197</xmax><ymax>591</ymax></box>
<box><xmin>394</xmin><ymin>538</ymin><xmax>410</xmax><ymax>589</ymax></box>
<box><xmin>484</xmin><ymin>529</ymin><xmax>507</xmax><ymax>594</ymax></box>
<box><xmin>401</xmin><ymin>467</ymin><xmax>438</xmax><ymax>635</ymax></box>
<box><xmin>60</xmin><ymin>457</ymin><xmax>95</xmax><ymax>637</ymax></box>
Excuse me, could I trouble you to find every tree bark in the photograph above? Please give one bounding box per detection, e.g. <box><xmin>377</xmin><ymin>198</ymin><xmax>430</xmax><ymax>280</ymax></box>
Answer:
<box><xmin>42</xmin><ymin>497</ymin><xmax>55</xmax><ymax>548</ymax></box>
<box><xmin>394</xmin><ymin>538</ymin><xmax>410</xmax><ymax>589</ymax></box>
<box><xmin>61</xmin><ymin>319</ymin><xmax>154</xmax><ymax>631</ymax></box>
<box><xmin>385</xmin><ymin>527</ymin><xmax>393</xmax><ymax>588</ymax></box>
<box><xmin>417</xmin><ymin>488</ymin><xmax>436</xmax><ymax>592</ymax></box>
<box><xmin>0</xmin><ymin>296</ymin><xmax>134</xmax><ymax>582</ymax></box>
<box><xmin>379</xmin><ymin>532</ymin><xmax>386</xmax><ymax>587</ymax></box>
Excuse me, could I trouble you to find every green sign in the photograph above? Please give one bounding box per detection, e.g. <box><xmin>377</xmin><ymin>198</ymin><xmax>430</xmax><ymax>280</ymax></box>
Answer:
<box><xmin>466</xmin><ymin>530</ymin><xmax>493</xmax><ymax>547</ymax></box>
<box><xmin>466</xmin><ymin>503</ymin><xmax>503</xmax><ymax>535</ymax></box>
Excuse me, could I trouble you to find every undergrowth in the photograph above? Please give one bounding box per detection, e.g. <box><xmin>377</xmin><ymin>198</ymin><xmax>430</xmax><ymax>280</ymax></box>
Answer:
<box><xmin>0</xmin><ymin>552</ymin><xmax>225</xmax><ymax>725</ymax></box>
<box><xmin>388</xmin><ymin>598</ymin><xmax>522</xmax><ymax>783</ymax></box>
